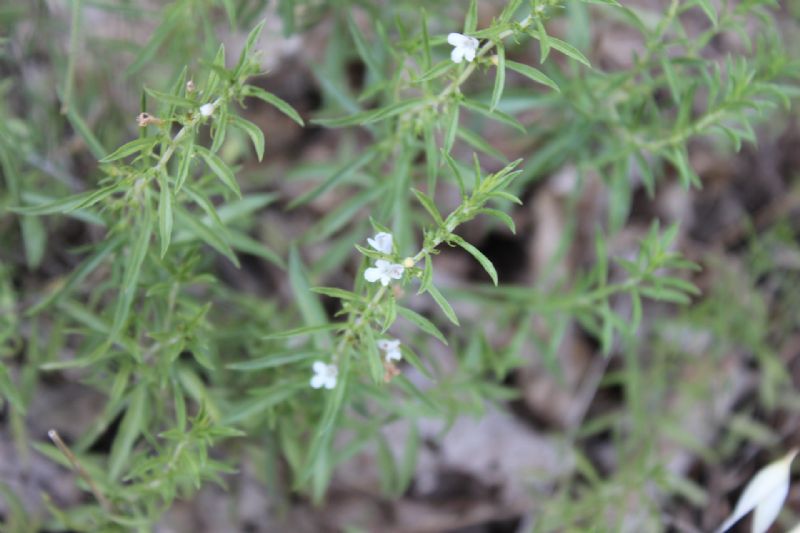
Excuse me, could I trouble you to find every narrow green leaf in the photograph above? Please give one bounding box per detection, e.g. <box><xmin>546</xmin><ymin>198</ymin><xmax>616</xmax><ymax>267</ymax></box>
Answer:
<box><xmin>347</xmin><ymin>15</ymin><xmax>382</xmax><ymax>78</ymax></box>
<box><xmin>175</xmin><ymin>137</ymin><xmax>194</xmax><ymax>192</ymax></box>
<box><xmin>505</xmin><ymin>60</ymin><xmax>560</xmax><ymax>92</ymax></box>
<box><xmin>227</xmin><ymin>351</ymin><xmax>321</xmax><ymax>371</ymax></box>
<box><xmin>397</xmin><ymin>306</ymin><xmax>448</xmax><ymax>345</ymax></box>
<box><xmin>457</xmin><ymin>128</ymin><xmax>508</xmax><ymax>162</ymax></box>
<box><xmin>109</xmin><ymin>385</ymin><xmax>147</xmax><ymax>480</ymax></box>
<box><xmin>418</xmin><ymin>253</ymin><xmax>433</xmax><ymax>295</ymax></box>
<box><xmin>545</xmin><ymin>35</ymin><xmax>591</xmax><ymax>67</ymax></box>
<box><xmin>65</xmin><ymin>108</ymin><xmax>107</xmax><ymax>160</ymax></box>
<box><xmin>477</xmin><ymin>208</ymin><xmax>515</xmax><ymax>233</ymax></box>
<box><xmin>221</xmin><ymin>383</ymin><xmax>304</xmax><ymax>425</ymax></box>
<box><xmin>461</xmin><ymin>99</ymin><xmax>525</xmax><ymax>133</ymax></box>
<box><xmin>449</xmin><ymin>234</ymin><xmax>498</xmax><ymax>285</ymax></box>
<box><xmin>235</xmin><ymin>19</ymin><xmax>266</xmax><ymax>75</ymax></box>
<box><xmin>490</xmin><ymin>42</ymin><xmax>505</xmax><ymax>112</ymax></box>
<box><xmin>535</xmin><ymin>19</ymin><xmax>550</xmax><ymax>62</ymax></box>
<box><xmin>100</xmin><ymin>137</ymin><xmax>156</xmax><ymax>163</ymax></box>
<box><xmin>157</xmin><ymin>172</ymin><xmax>173</xmax><ymax>257</ymax></box>
<box><xmin>27</xmin><ymin>236</ymin><xmax>124</xmax><ymax>315</ymax></box>
<box><xmin>415</xmin><ymin>60</ymin><xmax>454</xmax><ymax>83</ymax></box>
<box><xmin>412</xmin><ymin>189</ymin><xmax>444</xmax><ymax>226</ymax></box>
<box><xmin>0</xmin><ymin>365</ymin><xmax>25</xmax><ymax>414</ymax></box>
<box><xmin>443</xmin><ymin>104</ymin><xmax>460</xmax><ymax>154</ymax></box>
<box><xmin>262</xmin><ymin>323</ymin><xmax>342</xmax><ymax>340</ymax></box>
<box><xmin>362</xmin><ymin>327</ymin><xmax>384</xmax><ymax>384</ymax></box>
<box><xmin>425</xmin><ymin>284</ymin><xmax>460</xmax><ymax>325</ymax></box>
<box><xmin>195</xmin><ymin>146</ymin><xmax>241</xmax><ymax>197</ymax></box>
<box><xmin>144</xmin><ymin>87</ymin><xmax>196</xmax><ymax>108</ymax></box>
<box><xmin>693</xmin><ymin>0</ymin><xmax>717</xmax><ymax>26</ymax></box>
<box><xmin>423</xmin><ymin>121</ymin><xmax>438</xmax><ymax>192</ymax></box>
<box><xmin>314</xmin><ymin>99</ymin><xmax>424</xmax><ymax>128</ymax></box>
<box><xmin>174</xmin><ymin>208</ymin><xmax>239</xmax><ymax>267</ymax></box>
<box><xmin>311</xmin><ymin>287</ymin><xmax>360</xmax><ymax>301</ymax></box>
<box><xmin>464</xmin><ymin>0</ymin><xmax>478</xmax><ymax>32</ymax></box>
<box><xmin>420</xmin><ymin>10</ymin><xmax>432</xmax><ymax>70</ymax></box>
<box><xmin>289</xmin><ymin>247</ymin><xmax>331</xmax><ymax>348</ymax></box>
<box><xmin>288</xmin><ymin>149</ymin><xmax>375</xmax><ymax>208</ymax></box>
<box><xmin>226</xmin><ymin>230</ymin><xmax>285</xmax><ymax>269</ymax></box>
<box><xmin>229</xmin><ymin>115</ymin><xmax>265</xmax><ymax>161</ymax></box>
<box><xmin>109</xmin><ymin>210</ymin><xmax>152</xmax><ymax>345</ymax></box>
<box><xmin>244</xmin><ymin>86</ymin><xmax>304</xmax><ymax>126</ymax></box>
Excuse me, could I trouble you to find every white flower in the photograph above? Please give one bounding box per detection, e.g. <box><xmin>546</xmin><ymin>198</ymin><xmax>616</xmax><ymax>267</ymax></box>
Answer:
<box><xmin>364</xmin><ymin>259</ymin><xmax>404</xmax><ymax>286</ymax></box>
<box><xmin>367</xmin><ymin>232</ymin><xmax>393</xmax><ymax>254</ymax></box>
<box><xmin>310</xmin><ymin>361</ymin><xmax>338</xmax><ymax>389</ymax></box>
<box><xmin>199</xmin><ymin>103</ymin><xmax>214</xmax><ymax>117</ymax></box>
<box><xmin>448</xmin><ymin>33</ymin><xmax>479</xmax><ymax>64</ymax></box>
<box><xmin>378</xmin><ymin>338</ymin><xmax>402</xmax><ymax>361</ymax></box>
<box><xmin>715</xmin><ymin>448</ymin><xmax>798</xmax><ymax>533</ymax></box>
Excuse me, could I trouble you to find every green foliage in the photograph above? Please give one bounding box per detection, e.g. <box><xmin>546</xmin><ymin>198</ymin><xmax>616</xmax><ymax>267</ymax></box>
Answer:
<box><xmin>0</xmin><ymin>0</ymin><xmax>796</xmax><ymax>530</ymax></box>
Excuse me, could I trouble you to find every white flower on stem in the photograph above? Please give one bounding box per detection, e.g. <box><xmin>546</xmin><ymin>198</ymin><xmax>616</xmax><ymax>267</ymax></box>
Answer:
<box><xmin>199</xmin><ymin>103</ymin><xmax>214</xmax><ymax>117</ymax></box>
<box><xmin>715</xmin><ymin>448</ymin><xmax>798</xmax><ymax>533</ymax></box>
<box><xmin>364</xmin><ymin>259</ymin><xmax>404</xmax><ymax>286</ymax></box>
<box><xmin>448</xmin><ymin>33</ymin><xmax>479</xmax><ymax>64</ymax></box>
<box><xmin>310</xmin><ymin>361</ymin><xmax>338</xmax><ymax>390</ymax></box>
<box><xmin>367</xmin><ymin>232</ymin><xmax>393</xmax><ymax>254</ymax></box>
<box><xmin>378</xmin><ymin>338</ymin><xmax>402</xmax><ymax>361</ymax></box>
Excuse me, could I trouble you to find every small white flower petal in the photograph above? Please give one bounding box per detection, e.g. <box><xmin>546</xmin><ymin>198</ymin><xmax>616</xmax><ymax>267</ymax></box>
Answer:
<box><xmin>715</xmin><ymin>449</ymin><xmax>797</xmax><ymax>533</ymax></box>
<box><xmin>463</xmin><ymin>46</ymin><xmax>477</xmax><ymax>62</ymax></box>
<box><xmin>378</xmin><ymin>339</ymin><xmax>401</xmax><ymax>352</ymax></box>
<box><xmin>752</xmin><ymin>481</ymin><xmax>790</xmax><ymax>533</ymax></box>
<box><xmin>447</xmin><ymin>32</ymin><xmax>466</xmax><ymax>46</ymax></box>
<box><xmin>451</xmin><ymin>47</ymin><xmax>465</xmax><ymax>63</ymax></box>
<box><xmin>323</xmin><ymin>375</ymin><xmax>337</xmax><ymax>389</ymax></box>
<box><xmin>367</xmin><ymin>232</ymin><xmax>393</xmax><ymax>254</ymax></box>
<box><xmin>310</xmin><ymin>374</ymin><xmax>326</xmax><ymax>389</ymax></box>
<box><xmin>199</xmin><ymin>103</ymin><xmax>214</xmax><ymax>117</ymax></box>
<box><xmin>386</xmin><ymin>349</ymin><xmax>402</xmax><ymax>361</ymax></box>
<box><xmin>364</xmin><ymin>267</ymin><xmax>382</xmax><ymax>283</ymax></box>
<box><xmin>312</xmin><ymin>361</ymin><xmax>327</xmax><ymax>374</ymax></box>
<box><xmin>387</xmin><ymin>264</ymin><xmax>404</xmax><ymax>279</ymax></box>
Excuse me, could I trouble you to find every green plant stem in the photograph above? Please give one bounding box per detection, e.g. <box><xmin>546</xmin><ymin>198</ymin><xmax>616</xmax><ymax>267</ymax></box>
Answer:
<box><xmin>155</xmin><ymin>97</ymin><xmax>222</xmax><ymax>174</ymax></box>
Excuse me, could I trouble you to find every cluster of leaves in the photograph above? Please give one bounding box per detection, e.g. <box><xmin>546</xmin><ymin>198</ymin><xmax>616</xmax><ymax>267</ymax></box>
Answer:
<box><xmin>1</xmin><ymin>19</ymin><xmax>305</xmax><ymax>529</ymax></box>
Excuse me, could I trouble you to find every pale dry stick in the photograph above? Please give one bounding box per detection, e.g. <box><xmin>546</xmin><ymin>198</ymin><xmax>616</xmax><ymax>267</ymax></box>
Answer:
<box><xmin>48</xmin><ymin>429</ymin><xmax>111</xmax><ymax>512</ymax></box>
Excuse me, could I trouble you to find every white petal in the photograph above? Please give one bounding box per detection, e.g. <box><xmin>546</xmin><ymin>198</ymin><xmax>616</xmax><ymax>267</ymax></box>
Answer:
<box><xmin>364</xmin><ymin>267</ymin><xmax>381</xmax><ymax>283</ymax></box>
<box><xmin>386</xmin><ymin>349</ymin><xmax>402</xmax><ymax>361</ymax></box>
<box><xmin>447</xmin><ymin>32</ymin><xmax>466</xmax><ymax>46</ymax></box>
<box><xmin>199</xmin><ymin>103</ymin><xmax>214</xmax><ymax>117</ymax></box>
<box><xmin>374</xmin><ymin>259</ymin><xmax>391</xmax><ymax>270</ymax></box>
<box><xmin>310</xmin><ymin>374</ymin><xmax>326</xmax><ymax>389</ymax></box>
<box><xmin>377</xmin><ymin>339</ymin><xmax>392</xmax><ymax>351</ymax></box>
<box><xmin>368</xmin><ymin>232</ymin><xmax>393</xmax><ymax>254</ymax></box>
<box><xmin>715</xmin><ymin>449</ymin><xmax>797</xmax><ymax>533</ymax></box>
<box><xmin>463</xmin><ymin>46</ymin><xmax>477</xmax><ymax>62</ymax></box>
<box><xmin>379</xmin><ymin>274</ymin><xmax>391</xmax><ymax>286</ymax></box>
<box><xmin>387</xmin><ymin>264</ymin><xmax>404</xmax><ymax>279</ymax></box>
<box><xmin>312</xmin><ymin>361</ymin><xmax>326</xmax><ymax>374</ymax></box>
<box><xmin>323</xmin><ymin>375</ymin><xmax>337</xmax><ymax>389</ymax></box>
<box><xmin>451</xmin><ymin>47</ymin><xmax>464</xmax><ymax>63</ymax></box>
<box><xmin>752</xmin><ymin>482</ymin><xmax>789</xmax><ymax>533</ymax></box>
<box><xmin>387</xmin><ymin>339</ymin><xmax>401</xmax><ymax>351</ymax></box>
